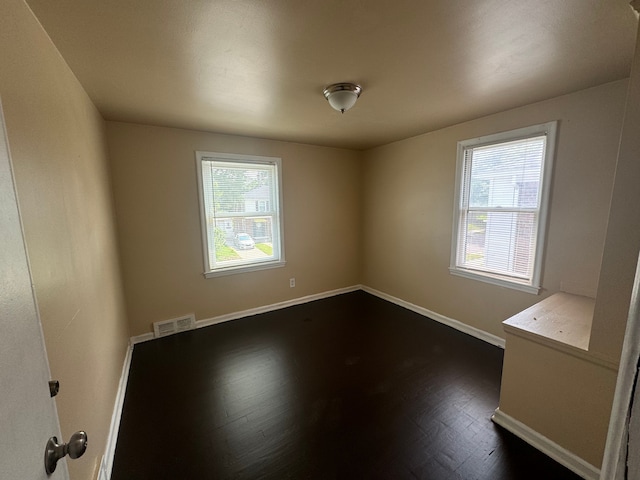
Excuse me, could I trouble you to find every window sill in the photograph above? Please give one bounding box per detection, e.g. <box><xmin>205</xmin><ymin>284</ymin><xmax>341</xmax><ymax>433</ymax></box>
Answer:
<box><xmin>204</xmin><ymin>260</ymin><xmax>286</xmax><ymax>278</ymax></box>
<box><xmin>449</xmin><ymin>267</ymin><xmax>540</xmax><ymax>294</ymax></box>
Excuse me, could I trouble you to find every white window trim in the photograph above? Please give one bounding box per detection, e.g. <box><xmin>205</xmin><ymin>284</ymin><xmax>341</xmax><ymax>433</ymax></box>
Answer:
<box><xmin>195</xmin><ymin>151</ymin><xmax>286</xmax><ymax>278</ymax></box>
<box><xmin>449</xmin><ymin>121</ymin><xmax>558</xmax><ymax>294</ymax></box>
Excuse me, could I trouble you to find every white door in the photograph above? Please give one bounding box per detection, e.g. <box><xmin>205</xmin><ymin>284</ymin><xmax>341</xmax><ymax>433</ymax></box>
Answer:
<box><xmin>0</xmin><ymin>100</ymin><xmax>69</xmax><ymax>479</ymax></box>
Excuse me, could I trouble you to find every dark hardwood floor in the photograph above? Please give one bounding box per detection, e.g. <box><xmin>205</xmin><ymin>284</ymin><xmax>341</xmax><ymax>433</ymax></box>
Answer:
<box><xmin>111</xmin><ymin>291</ymin><xmax>582</xmax><ymax>479</ymax></box>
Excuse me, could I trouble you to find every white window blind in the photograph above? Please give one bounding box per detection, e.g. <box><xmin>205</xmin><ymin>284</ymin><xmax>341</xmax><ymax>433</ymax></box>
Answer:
<box><xmin>450</xmin><ymin>122</ymin><xmax>557</xmax><ymax>293</ymax></box>
<box><xmin>196</xmin><ymin>152</ymin><xmax>285</xmax><ymax>277</ymax></box>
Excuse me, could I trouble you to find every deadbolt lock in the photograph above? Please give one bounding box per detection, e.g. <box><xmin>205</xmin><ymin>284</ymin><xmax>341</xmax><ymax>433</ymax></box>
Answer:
<box><xmin>48</xmin><ymin>380</ymin><xmax>59</xmax><ymax>397</ymax></box>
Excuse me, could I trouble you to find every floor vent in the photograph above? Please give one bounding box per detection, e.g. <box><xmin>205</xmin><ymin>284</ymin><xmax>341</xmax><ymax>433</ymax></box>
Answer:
<box><xmin>153</xmin><ymin>314</ymin><xmax>196</xmax><ymax>338</ymax></box>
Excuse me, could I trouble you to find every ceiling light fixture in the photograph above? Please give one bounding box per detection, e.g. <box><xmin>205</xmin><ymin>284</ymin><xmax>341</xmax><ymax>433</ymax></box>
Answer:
<box><xmin>323</xmin><ymin>83</ymin><xmax>362</xmax><ymax>114</ymax></box>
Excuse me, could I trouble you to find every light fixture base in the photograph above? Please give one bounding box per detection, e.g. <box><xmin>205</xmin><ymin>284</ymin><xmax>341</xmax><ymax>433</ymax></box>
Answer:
<box><xmin>323</xmin><ymin>83</ymin><xmax>363</xmax><ymax>113</ymax></box>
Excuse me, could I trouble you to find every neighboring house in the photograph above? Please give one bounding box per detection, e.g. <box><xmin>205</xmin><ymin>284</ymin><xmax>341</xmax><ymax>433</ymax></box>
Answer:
<box><xmin>215</xmin><ymin>185</ymin><xmax>273</xmax><ymax>244</ymax></box>
<box><xmin>470</xmin><ymin>168</ymin><xmax>540</xmax><ymax>278</ymax></box>
<box><xmin>244</xmin><ymin>185</ymin><xmax>271</xmax><ymax>213</ymax></box>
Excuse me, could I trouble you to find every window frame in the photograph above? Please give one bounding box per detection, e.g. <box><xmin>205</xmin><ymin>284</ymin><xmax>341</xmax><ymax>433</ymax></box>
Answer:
<box><xmin>195</xmin><ymin>151</ymin><xmax>286</xmax><ymax>278</ymax></box>
<box><xmin>449</xmin><ymin>121</ymin><xmax>557</xmax><ymax>294</ymax></box>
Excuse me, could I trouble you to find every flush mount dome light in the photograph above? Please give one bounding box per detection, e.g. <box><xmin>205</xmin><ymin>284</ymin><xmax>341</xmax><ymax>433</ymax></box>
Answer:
<box><xmin>323</xmin><ymin>83</ymin><xmax>362</xmax><ymax>113</ymax></box>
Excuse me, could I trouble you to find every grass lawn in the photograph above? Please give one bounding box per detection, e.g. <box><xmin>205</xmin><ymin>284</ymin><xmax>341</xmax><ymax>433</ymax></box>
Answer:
<box><xmin>255</xmin><ymin>243</ymin><xmax>273</xmax><ymax>255</ymax></box>
<box><xmin>216</xmin><ymin>246</ymin><xmax>241</xmax><ymax>261</ymax></box>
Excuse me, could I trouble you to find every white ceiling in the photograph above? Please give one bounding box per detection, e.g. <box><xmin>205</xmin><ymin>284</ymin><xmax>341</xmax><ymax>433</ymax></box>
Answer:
<box><xmin>26</xmin><ymin>0</ymin><xmax>638</xmax><ymax>150</ymax></box>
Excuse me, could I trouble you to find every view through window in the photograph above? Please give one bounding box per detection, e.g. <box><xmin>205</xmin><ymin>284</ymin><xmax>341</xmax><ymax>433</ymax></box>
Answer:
<box><xmin>196</xmin><ymin>152</ymin><xmax>285</xmax><ymax>277</ymax></box>
<box><xmin>450</xmin><ymin>122</ymin><xmax>557</xmax><ymax>293</ymax></box>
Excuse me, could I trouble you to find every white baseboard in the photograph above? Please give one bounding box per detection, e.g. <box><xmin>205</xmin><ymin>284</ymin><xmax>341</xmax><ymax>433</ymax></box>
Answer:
<box><xmin>195</xmin><ymin>285</ymin><xmax>361</xmax><ymax>329</ymax></box>
<box><xmin>97</xmin><ymin>455</ymin><xmax>108</xmax><ymax>480</ymax></box>
<box><xmin>132</xmin><ymin>285</ymin><xmax>503</xmax><ymax>350</ymax></box>
<box><xmin>129</xmin><ymin>285</ymin><xmax>362</xmax><ymax>345</ymax></box>
<box><xmin>101</xmin><ymin>342</ymin><xmax>134</xmax><ymax>479</ymax></box>
<box><xmin>361</xmin><ymin>285</ymin><xmax>505</xmax><ymax>348</ymax></box>
<box><xmin>492</xmin><ymin>408</ymin><xmax>600</xmax><ymax>480</ymax></box>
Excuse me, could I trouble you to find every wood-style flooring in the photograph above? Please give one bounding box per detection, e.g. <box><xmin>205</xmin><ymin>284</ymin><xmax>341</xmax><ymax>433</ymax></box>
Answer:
<box><xmin>111</xmin><ymin>291</ymin><xmax>582</xmax><ymax>479</ymax></box>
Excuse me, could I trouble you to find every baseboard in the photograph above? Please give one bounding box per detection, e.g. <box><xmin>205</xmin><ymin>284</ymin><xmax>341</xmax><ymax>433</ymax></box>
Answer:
<box><xmin>491</xmin><ymin>408</ymin><xmax>600</xmax><ymax>480</ymax></box>
<box><xmin>361</xmin><ymin>285</ymin><xmax>506</xmax><ymax>349</ymax></box>
<box><xmin>131</xmin><ymin>286</ymin><xmax>503</xmax><ymax>350</ymax></box>
<box><xmin>129</xmin><ymin>285</ymin><xmax>362</xmax><ymax>345</ymax></box>
<box><xmin>130</xmin><ymin>332</ymin><xmax>154</xmax><ymax>345</ymax></box>
<box><xmin>195</xmin><ymin>285</ymin><xmax>362</xmax><ymax>329</ymax></box>
<box><xmin>97</xmin><ymin>455</ymin><xmax>108</xmax><ymax>480</ymax></box>
<box><xmin>101</xmin><ymin>342</ymin><xmax>134</xmax><ymax>479</ymax></box>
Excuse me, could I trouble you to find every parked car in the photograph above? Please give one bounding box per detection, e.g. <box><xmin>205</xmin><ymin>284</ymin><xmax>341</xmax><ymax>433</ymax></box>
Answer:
<box><xmin>234</xmin><ymin>233</ymin><xmax>255</xmax><ymax>250</ymax></box>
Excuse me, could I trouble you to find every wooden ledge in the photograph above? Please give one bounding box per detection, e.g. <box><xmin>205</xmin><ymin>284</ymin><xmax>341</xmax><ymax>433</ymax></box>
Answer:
<box><xmin>503</xmin><ymin>292</ymin><xmax>617</xmax><ymax>370</ymax></box>
<box><xmin>504</xmin><ymin>292</ymin><xmax>593</xmax><ymax>350</ymax></box>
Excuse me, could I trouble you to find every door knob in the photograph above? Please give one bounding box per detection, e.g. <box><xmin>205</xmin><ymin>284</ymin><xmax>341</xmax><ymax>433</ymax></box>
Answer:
<box><xmin>44</xmin><ymin>431</ymin><xmax>88</xmax><ymax>474</ymax></box>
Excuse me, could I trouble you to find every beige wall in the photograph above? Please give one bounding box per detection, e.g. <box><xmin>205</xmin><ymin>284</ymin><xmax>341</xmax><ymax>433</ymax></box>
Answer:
<box><xmin>361</xmin><ymin>80</ymin><xmax>627</xmax><ymax>340</ymax></box>
<box><xmin>499</xmin><ymin>334</ymin><xmax>617</xmax><ymax>467</ymax></box>
<box><xmin>591</xmin><ymin>23</ymin><xmax>640</xmax><ymax>363</ymax></box>
<box><xmin>106</xmin><ymin>122</ymin><xmax>362</xmax><ymax>336</ymax></box>
<box><xmin>0</xmin><ymin>1</ymin><xmax>129</xmax><ymax>479</ymax></box>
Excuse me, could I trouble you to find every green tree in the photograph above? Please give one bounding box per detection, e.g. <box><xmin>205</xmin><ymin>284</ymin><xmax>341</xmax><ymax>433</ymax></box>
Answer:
<box><xmin>213</xmin><ymin>167</ymin><xmax>268</xmax><ymax>213</ymax></box>
<box><xmin>214</xmin><ymin>227</ymin><xmax>227</xmax><ymax>250</ymax></box>
<box><xmin>470</xmin><ymin>179</ymin><xmax>489</xmax><ymax>207</ymax></box>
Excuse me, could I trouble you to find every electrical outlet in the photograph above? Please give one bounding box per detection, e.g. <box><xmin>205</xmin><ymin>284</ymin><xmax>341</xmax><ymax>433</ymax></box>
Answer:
<box><xmin>290</xmin><ymin>278</ymin><xmax>296</xmax><ymax>288</ymax></box>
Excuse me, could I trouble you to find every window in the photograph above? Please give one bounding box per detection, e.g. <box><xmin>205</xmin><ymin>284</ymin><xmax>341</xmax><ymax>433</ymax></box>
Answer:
<box><xmin>196</xmin><ymin>151</ymin><xmax>285</xmax><ymax>277</ymax></box>
<box><xmin>450</xmin><ymin>122</ymin><xmax>557</xmax><ymax>294</ymax></box>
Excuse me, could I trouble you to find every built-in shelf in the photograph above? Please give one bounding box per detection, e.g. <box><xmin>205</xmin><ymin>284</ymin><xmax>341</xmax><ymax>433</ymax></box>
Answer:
<box><xmin>503</xmin><ymin>292</ymin><xmax>617</xmax><ymax>371</ymax></box>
